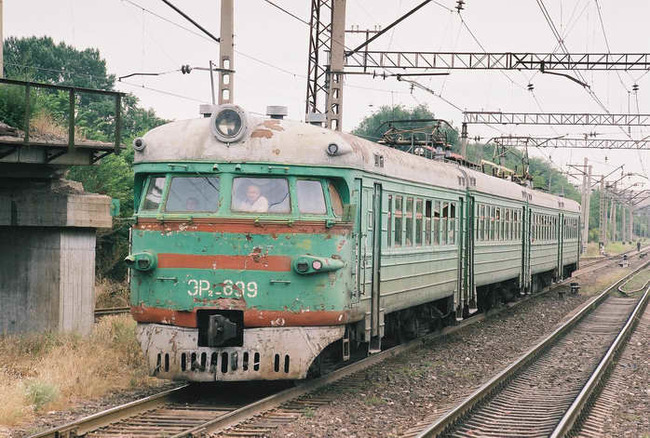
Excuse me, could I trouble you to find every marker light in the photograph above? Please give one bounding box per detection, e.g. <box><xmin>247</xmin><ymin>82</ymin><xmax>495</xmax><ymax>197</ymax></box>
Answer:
<box><xmin>327</xmin><ymin>143</ymin><xmax>339</xmax><ymax>156</ymax></box>
<box><xmin>210</xmin><ymin>105</ymin><xmax>248</xmax><ymax>143</ymax></box>
<box><xmin>312</xmin><ymin>260</ymin><xmax>323</xmax><ymax>270</ymax></box>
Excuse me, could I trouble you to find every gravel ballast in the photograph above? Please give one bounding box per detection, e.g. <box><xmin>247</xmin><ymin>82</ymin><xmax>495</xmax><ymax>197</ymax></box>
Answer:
<box><xmin>273</xmin><ymin>263</ymin><xmax>645</xmax><ymax>438</ymax></box>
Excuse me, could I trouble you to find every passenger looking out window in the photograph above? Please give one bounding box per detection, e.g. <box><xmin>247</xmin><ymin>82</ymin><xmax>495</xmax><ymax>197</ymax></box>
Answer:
<box><xmin>232</xmin><ymin>178</ymin><xmax>289</xmax><ymax>214</ymax></box>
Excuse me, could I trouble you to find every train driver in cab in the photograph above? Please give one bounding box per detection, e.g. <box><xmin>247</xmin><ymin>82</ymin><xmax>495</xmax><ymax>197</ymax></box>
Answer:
<box><xmin>236</xmin><ymin>183</ymin><xmax>269</xmax><ymax>213</ymax></box>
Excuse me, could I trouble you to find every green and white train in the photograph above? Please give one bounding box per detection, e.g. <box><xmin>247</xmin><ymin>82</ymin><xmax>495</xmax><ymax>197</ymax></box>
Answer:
<box><xmin>127</xmin><ymin>104</ymin><xmax>580</xmax><ymax>382</ymax></box>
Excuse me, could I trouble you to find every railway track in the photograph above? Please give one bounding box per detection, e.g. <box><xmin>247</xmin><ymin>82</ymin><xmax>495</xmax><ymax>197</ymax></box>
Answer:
<box><xmin>93</xmin><ymin>306</ymin><xmax>130</xmax><ymax>319</ymax></box>
<box><xmin>35</xmin><ymin>256</ymin><xmax>647</xmax><ymax>438</ymax></box>
<box><xmin>33</xmin><ymin>279</ymin><xmax>564</xmax><ymax>438</ymax></box>
<box><xmin>411</xmin><ymin>261</ymin><xmax>650</xmax><ymax>438</ymax></box>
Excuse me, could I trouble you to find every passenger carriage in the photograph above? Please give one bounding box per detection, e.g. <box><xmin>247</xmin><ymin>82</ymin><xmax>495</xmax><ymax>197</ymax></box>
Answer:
<box><xmin>127</xmin><ymin>104</ymin><xmax>580</xmax><ymax>382</ymax></box>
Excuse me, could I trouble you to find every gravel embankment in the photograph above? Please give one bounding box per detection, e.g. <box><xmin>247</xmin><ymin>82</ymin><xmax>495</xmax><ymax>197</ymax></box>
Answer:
<box><xmin>274</xmin><ymin>264</ymin><xmax>642</xmax><ymax>438</ymax></box>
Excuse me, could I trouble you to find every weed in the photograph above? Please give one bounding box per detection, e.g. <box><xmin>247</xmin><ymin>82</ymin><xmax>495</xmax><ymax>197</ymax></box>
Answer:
<box><xmin>303</xmin><ymin>407</ymin><xmax>315</xmax><ymax>418</ymax></box>
<box><xmin>364</xmin><ymin>396</ymin><xmax>386</xmax><ymax>406</ymax></box>
<box><xmin>25</xmin><ymin>380</ymin><xmax>59</xmax><ymax>412</ymax></box>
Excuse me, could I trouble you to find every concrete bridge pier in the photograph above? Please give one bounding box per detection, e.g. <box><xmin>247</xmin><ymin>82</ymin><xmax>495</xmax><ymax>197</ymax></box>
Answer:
<box><xmin>0</xmin><ymin>178</ymin><xmax>111</xmax><ymax>335</ymax></box>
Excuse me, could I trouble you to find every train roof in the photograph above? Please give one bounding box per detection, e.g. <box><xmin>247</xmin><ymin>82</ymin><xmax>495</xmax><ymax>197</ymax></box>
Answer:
<box><xmin>137</xmin><ymin>107</ymin><xmax>580</xmax><ymax>214</ymax></box>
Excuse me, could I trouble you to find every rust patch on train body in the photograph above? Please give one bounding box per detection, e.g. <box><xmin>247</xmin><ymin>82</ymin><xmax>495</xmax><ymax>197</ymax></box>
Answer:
<box><xmin>251</xmin><ymin>129</ymin><xmax>273</xmax><ymax>139</ymax></box>
<box><xmin>157</xmin><ymin>253</ymin><xmax>292</xmax><ymax>271</ymax></box>
<box><xmin>250</xmin><ymin>119</ymin><xmax>285</xmax><ymax>139</ymax></box>
<box><xmin>134</xmin><ymin>218</ymin><xmax>352</xmax><ymax>236</ymax></box>
<box><xmin>131</xmin><ymin>305</ymin><xmax>351</xmax><ymax>328</ymax></box>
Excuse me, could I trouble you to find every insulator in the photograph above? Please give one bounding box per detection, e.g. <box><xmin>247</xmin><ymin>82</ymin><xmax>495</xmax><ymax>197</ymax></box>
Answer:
<box><xmin>633</xmin><ymin>83</ymin><xmax>639</xmax><ymax>92</ymax></box>
<box><xmin>527</xmin><ymin>83</ymin><xmax>534</xmax><ymax>91</ymax></box>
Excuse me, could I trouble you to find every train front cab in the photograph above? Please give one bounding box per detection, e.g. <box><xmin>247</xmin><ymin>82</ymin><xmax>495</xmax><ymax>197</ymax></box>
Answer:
<box><xmin>128</xmin><ymin>165</ymin><xmax>355</xmax><ymax>381</ymax></box>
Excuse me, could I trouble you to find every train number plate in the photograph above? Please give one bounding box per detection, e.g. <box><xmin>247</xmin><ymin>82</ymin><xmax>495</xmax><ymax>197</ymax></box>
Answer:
<box><xmin>187</xmin><ymin>279</ymin><xmax>258</xmax><ymax>298</ymax></box>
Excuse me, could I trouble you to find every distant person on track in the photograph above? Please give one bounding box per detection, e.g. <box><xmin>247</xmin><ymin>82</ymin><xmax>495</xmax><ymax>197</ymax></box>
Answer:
<box><xmin>637</xmin><ymin>240</ymin><xmax>641</xmax><ymax>252</ymax></box>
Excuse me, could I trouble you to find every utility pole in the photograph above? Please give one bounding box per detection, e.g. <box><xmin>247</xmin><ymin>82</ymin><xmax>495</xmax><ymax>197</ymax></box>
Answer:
<box><xmin>579</xmin><ymin>158</ymin><xmax>592</xmax><ymax>253</ymax></box>
<box><xmin>326</xmin><ymin>0</ymin><xmax>346</xmax><ymax>131</ymax></box>
<box><xmin>629</xmin><ymin>208</ymin><xmax>634</xmax><ymax>241</ymax></box>
<box><xmin>599</xmin><ymin>177</ymin><xmax>608</xmax><ymax>250</ymax></box>
<box><xmin>218</xmin><ymin>0</ymin><xmax>234</xmax><ymax>105</ymax></box>
<box><xmin>622</xmin><ymin>207</ymin><xmax>627</xmax><ymax>242</ymax></box>
<box><xmin>609</xmin><ymin>198</ymin><xmax>617</xmax><ymax>242</ymax></box>
<box><xmin>461</xmin><ymin>122</ymin><xmax>468</xmax><ymax>158</ymax></box>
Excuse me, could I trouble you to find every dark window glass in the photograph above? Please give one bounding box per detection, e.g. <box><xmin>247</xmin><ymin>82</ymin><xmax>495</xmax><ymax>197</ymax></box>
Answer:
<box><xmin>394</xmin><ymin>196</ymin><xmax>403</xmax><ymax>246</ymax></box>
<box><xmin>425</xmin><ymin>200</ymin><xmax>432</xmax><ymax>245</ymax></box>
<box><xmin>415</xmin><ymin>199</ymin><xmax>423</xmax><ymax>246</ymax></box>
<box><xmin>165</xmin><ymin>176</ymin><xmax>220</xmax><ymax>212</ymax></box>
<box><xmin>387</xmin><ymin>195</ymin><xmax>393</xmax><ymax>247</ymax></box>
<box><xmin>405</xmin><ymin>197</ymin><xmax>414</xmax><ymax>246</ymax></box>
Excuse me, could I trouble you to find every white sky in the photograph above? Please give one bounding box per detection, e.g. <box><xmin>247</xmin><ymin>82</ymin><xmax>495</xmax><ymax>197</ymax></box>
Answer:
<box><xmin>5</xmin><ymin>0</ymin><xmax>650</xmax><ymax>195</ymax></box>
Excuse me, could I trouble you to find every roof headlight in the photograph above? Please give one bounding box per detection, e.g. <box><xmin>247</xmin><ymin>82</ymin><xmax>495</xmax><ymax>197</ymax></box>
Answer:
<box><xmin>210</xmin><ymin>104</ymin><xmax>248</xmax><ymax>143</ymax></box>
<box><xmin>327</xmin><ymin>143</ymin><xmax>339</xmax><ymax>156</ymax></box>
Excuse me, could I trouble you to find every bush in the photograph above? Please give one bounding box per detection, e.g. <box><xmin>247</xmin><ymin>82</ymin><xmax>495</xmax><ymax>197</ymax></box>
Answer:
<box><xmin>0</xmin><ymin>84</ymin><xmax>33</xmax><ymax>130</ymax></box>
<box><xmin>25</xmin><ymin>380</ymin><xmax>59</xmax><ymax>412</ymax></box>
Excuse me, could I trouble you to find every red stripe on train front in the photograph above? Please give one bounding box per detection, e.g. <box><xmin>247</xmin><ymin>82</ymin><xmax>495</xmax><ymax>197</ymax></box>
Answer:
<box><xmin>133</xmin><ymin>218</ymin><xmax>351</xmax><ymax>235</ymax></box>
<box><xmin>131</xmin><ymin>305</ymin><xmax>351</xmax><ymax>327</ymax></box>
<box><xmin>158</xmin><ymin>253</ymin><xmax>292</xmax><ymax>271</ymax></box>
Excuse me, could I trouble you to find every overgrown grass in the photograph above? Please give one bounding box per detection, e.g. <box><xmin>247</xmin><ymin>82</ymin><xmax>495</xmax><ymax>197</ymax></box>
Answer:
<box><xmin>0</xmin><ymin>315</ymin><xmax>155</xmax><ymax>427</ymax></box>
<box><xmin>585</xmin><ymin>241</ymin><xmax>639</xmax><ymax>257</ymax></box>
<box><xmin>96</xmin><ymin>277</ymin><xmax>130</xmax><ymax>308</ymax></box>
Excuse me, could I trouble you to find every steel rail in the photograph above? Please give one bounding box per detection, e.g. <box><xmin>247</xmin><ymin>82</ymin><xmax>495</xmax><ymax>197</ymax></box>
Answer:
<box><xmin>415</xmin><ymin>259</ymin><xmax>650</xmax><ymax>438</ymax></box>
<box><xmin>551</xmin><ymin>285</ymin><xmax>650</xmax><ymax>437</ymax></box>
<box><xmin>94</xmin><ymin>306</ymin><xmax>130</xmax><ymax>317</ymax></box>
<box><xmin>29</xmin><ymin>385</ymin><xmax>190</xmax><ymax>438</ymax></box>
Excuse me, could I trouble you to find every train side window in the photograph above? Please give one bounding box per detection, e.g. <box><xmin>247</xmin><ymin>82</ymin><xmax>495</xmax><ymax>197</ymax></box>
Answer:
<box><xmin>505</xmin><ymin>209</ymin><xmax>510</xmax><ymax>241</ymax></box>
<box><xmin>495</xmin><ymin>207</ymin><xmax>501</xmax><ymax>241</ymax></box>
<box><xmin>387</xmin><ymin>195</ymin><xmax>393</xmax><ymax>247</ymax></box>
<box><xmin>141</xmin><ymin>176</ymin><xmax>166</xmax><ymax>212</ymax></box>
<box><xmin>405</xmin><ymin>197</ymin><xmax>414</xmax><ymax>246</ymax></box>
<box><xmin>425</xmin><ymin>200</ymin><xmax>432</xmax><ymax>245</ymax></box>
<box><xmin>477</xmin><ymin>204</ymin><xmax>485</xmax><ymax>240</ymax></box>
<box><xmin>394</xmin><ymin>196</ymin><xmax>403</xmax><ymax>246</ymax></box>
<box><xmin>433</xmin><ymin>201</ymin><xmax>441</xmax><ymax>245</ymax></box>
<box><xmin>297</xmin><ymin>180</ymin><xmax>327</xmax><ymax>214</ymax></box>
<box><xmin>165</xmin><ymin>176</ymin><xmax>220</xmax><ymax>213</ymax></box>
<box><xmin>441</xmin><ymin>202</ymin><xmax>448</xmax><ymax>245</ymax></box>
<box><xmin>490</xmin><ymin>206</ymin><xmax>495</xmax><ymax>241</ymax></box>
<box><xmin>328</xmin><ymin>182</ymin><xmax>344</xmax><ymax>217</ymax></box>
<box><xmin>448</xmin><ymin>202</ymin><xmax>456</xmax><ymax>245</ymax></box>
<box><xmin>232</xmin><ymin>177</ymin><xmax>290</xmax><ymax>214</ymax></box>
<box><xmin>415</xmin><ymin>199</ymin><xmax>423</xmax><ymax>246</ymax></box>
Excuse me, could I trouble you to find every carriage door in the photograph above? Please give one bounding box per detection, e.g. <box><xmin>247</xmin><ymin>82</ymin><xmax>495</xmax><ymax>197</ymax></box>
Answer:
<box><xmin>458</xmin><ymin>194</ymin><xmax>476</xmax><ymax>318</ymax></box>
<box><xmin>367</xmin><ymin>183</ymin><xmax>383</xmax><ymax>353</ymax></box>
<box><xmin>557</xmin><ymin>213</ymin><xmax>564</xmax><ymax>280</ymax></box>
<box><xmin>521</xmin><ymin>206</ymin><xmax>532</xmax><ymax>294</ymax></box>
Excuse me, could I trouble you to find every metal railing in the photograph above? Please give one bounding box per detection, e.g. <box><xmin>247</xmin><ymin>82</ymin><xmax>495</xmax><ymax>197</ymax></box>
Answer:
<box><xmin>0</xmin><ymin>78</ymin><xmax>124</xmax><ymax>154</ymax></box>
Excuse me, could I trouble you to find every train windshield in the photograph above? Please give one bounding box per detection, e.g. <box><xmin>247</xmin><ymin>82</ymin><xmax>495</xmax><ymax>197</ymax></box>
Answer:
<box><xmin>165</xmin><ymin>176</ymin><xmax>220</xmax><ymax>212</ymax></box>
<box><xmin>297</xmin><ymin>180</ymin><xmax>326</xmax><ymax>214</ymax></box>
<box><xmin>232</xmin><ymin>177</ymin><xmax>290</xmax><ymax>214</ymax></box>
<box><xmin>141</xmin><ymin>177</ymin><xmax>165</xmax><ymax>211</ymax></box>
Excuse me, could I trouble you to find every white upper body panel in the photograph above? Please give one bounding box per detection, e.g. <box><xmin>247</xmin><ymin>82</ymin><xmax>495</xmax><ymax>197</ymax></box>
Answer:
<box><xmin>137</xmin><ymin>112</ymin><xmax>580</xmax><ymax>215</ymax></box>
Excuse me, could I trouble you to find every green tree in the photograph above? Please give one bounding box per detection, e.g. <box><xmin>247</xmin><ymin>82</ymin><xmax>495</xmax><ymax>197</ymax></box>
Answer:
<box><xmin>3</xmin><ymin>36</ymin><xmax>168</xmax><ymax>279</ymax></box>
